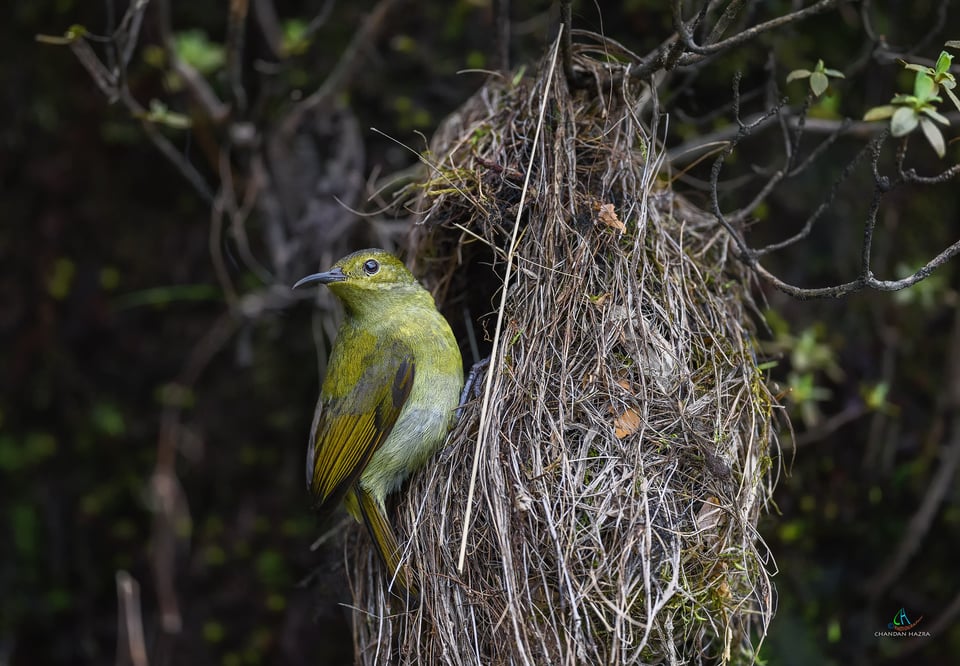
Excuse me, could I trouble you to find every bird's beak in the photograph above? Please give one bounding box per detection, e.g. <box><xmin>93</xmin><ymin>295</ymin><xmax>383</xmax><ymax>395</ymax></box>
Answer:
<box><xmin>292</xmin><ymin>267</ymin><xmax>347</xmax><ymax>289</ymax></box>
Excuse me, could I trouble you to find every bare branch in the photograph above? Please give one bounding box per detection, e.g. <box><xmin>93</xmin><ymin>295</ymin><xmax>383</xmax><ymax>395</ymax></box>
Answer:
<box><xmin>58</xmin><ymin>33</ymin><xmax>216</xmax><ymax>203</ymax></box>
<box><xmin>669</xmin><ymin>114</ymin><xmax>897</xmax><ymax>165</ymax></box>
<box><xmin>755</xmin><ymin>130</ymin><xmax>873</xmax><ymax>257</ymax></box>
<box><xmin>706</xmin><ymin>84</ymin><xmax>960</xmax><ymax>300</ymax></box>
<box><xmin>560</xmin><ymin>0</ymin><xmax>576</xmax><ymax>86</ymax></box>
<box><xmin>226</xmin><ymin>0</ymin><xmax>250</xmax><ymax>113</ymax></box>
<box><xmin>115</xmin><ymin>572</ymin><xmax>150</xmax><ymax>666</ymax></box>
<box><xmin>674</xmin><ymin>0</ymin><xmax>840</xmax><ymax>63</ymax></box>
<box><xmin>627</xmin><ymin>0</ymin><xmax>839</xmax><ymax>81</ymax></box>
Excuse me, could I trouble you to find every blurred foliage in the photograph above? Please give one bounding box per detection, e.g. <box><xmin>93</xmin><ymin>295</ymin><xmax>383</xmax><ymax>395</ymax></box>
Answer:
<box><xmin>173</xmin><ymin>29</ymin><xmax>226</xmax><ymax>74</ymax></box>
<box><xmin>3</xmin><ymin>1</ymin><xmax>959</xmax><ymax>665</ymax></box>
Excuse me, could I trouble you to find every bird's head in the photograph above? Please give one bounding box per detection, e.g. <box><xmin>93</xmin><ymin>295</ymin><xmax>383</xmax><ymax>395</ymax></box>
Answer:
<box><xmin>293</xmin><ymin>249</ymin><xmax>428</xmax><ymax>314</ymax></box>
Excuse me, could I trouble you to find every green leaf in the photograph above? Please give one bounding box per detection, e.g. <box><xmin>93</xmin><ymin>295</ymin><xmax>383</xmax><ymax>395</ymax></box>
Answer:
<box><xmin>12</xmin><ymin>503</ymin><xmax>39</xmax><ymax>557</ymax></box>
<box><xmin>173</xmin><ymin>30</ymin><xmax>225</xmax><ymax>75</ymax></box>
<box><xmin>863</xmin><ymin>105</ymin><xmax>896</xmax><ymax>121</ymax></box>
<box><xmin>944</xmin><ymin>85</ymin><xmax>960</xmax><ymax>113</ymax></box>
<box><xmin>935</xmin><ymin>51</ymin><xmax>953</xmax><ymax>74</ymax></box>
<box><xmin>787</xmin><ymin>69</ymin><xmax>811</xmax><ymax>82</ymax></box>
<box><xmin>810</xmin><ymin>71</ymin><xmax>829</xmax><ymax>97</ymax></box>
<box><xmin>945</xmin><ymin>40</ymin><xmax>960</xmax><ymax>50</ymax></box>
<box><xmin>863</xmin><ymin>382</ymin><xmax>889</xmax><ymax>410</ymax></box>
<box><xmin>36</xmin><ymin>25</ymin><xmax>87</xmax><ymax>45</ymax></box>
<box><xmin>281</xmin><ymin>19</ymin><xmax>310</xmax><ymax>56</ymax></box>
<box><xmin>0</xmin><ymin>436</ymin><xmax>20</xmax><ymax>471</ymax></box>
<box><xmin>823</xmin><ymin>68</ymin><xmax>844</xmax><ymax>78</ymax></box>
<box><xmin>890</xmin><ymin>93</ymin><xmax>917</xmax><ymax>105</ymax></box>
<box><xmin>47</xmin><ymin>257</ymin><xmax>75</xmax><ymax>300</ymax></box>
<box><xmin>92</xmin><ymin>403</ymin><xmax>125</xmax><ymax>436</ymax></box>
<box><xmin>136</xmin><ymin>100</ymin><xmax>192</xmax><ymax>130</ymax></box>
<box><xmin>890</xmin><ymin>106</ymin><xmax>918</xmax><ymax>136</ymax></box>
<box><xmin>919</xmin><ymin>117</ymin><xmax>946</xmax><ymax>157</ymax></box>
<box><xmin>893</xmin><ymin>261</ymin><xmax>946</xmax><ymax>307</ymax></box>
<box><xmin>921</xmin><ymin>106</ymin><xmax>950</xmax><ymax>125</ymax></box>
<box><xmin>914</xmin><ymin>72</ymin><xmax>937</xmax><ymax>101</ymax></box>
<box><xmin>203</xmin><ymin>621</ymin><xmax>225</xmax><ymax>643</ymax></box>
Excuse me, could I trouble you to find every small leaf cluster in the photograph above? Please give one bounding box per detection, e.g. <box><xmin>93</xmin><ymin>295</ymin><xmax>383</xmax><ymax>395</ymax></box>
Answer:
<box><xmin>786</xmin><ymin>59</ymin><xmax>845</xmax><ymax>97</ymax></box>
<box><xmin>863</xmin><ymin>43</ymin><xmax>960</xmax><ymax>157</ymax></box>
<box><xmin>763</xmin><ymin>314</ymin><xmax>843</xmax><ymax>428</ymax></box>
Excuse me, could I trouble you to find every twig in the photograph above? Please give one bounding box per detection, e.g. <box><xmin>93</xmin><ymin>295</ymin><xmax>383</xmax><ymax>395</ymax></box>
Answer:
<box><xmin>226</xmin><ymin>0</ymin><xmax>250</xmax><ymax>113</ymax></box>
<box><xmin>115</xmin><ymin>571</ymin><xmax>149</xmax><ymax>666</ymax></box>
<box><xmin>628</xmin><ymin>0</ymin><xmax>838</xmax><ymax>80</ymax></box>
<box><xmin>673</xmin><ymin>0</ymin><xmax>840</xmax><ymax>62</ymax></box>
<box><xmin>53</xmin><ymin>19</ymin><xmax>216</xmax><ymax>202</ymax></box>
<box><xmin>667</xmin><ymin>109</ymin><xmax>954</xmax><ymax>167</ymax></box>
<box><xmin>786</xmin><ymin>402</ymin><xmax>867</xmax><ymax>449</ymax></box>
<box><xmin>559</xmin><ymin>0</ymin><xmax>580</xmax><ymax>87</ymax></box>
<box><xmin>116</xmin><ymin>0</ymin><xmax>150</xmax><ymax>71</ymax></box>
<box><xmin>703</xmin><ymin>72</ymin><xmax>960</xmax><ymax>300</ymax></box>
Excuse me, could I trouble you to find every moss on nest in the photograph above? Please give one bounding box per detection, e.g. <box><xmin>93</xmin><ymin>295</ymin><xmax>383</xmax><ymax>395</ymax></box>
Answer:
<box><xmin>345</xmin><ymin>35</ymin><xmax>779</xmax><ymax>665</ymax></box>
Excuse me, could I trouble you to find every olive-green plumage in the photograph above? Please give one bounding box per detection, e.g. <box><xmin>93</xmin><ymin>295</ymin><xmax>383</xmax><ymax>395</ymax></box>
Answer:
<box><xmin>294</xmin><ymin>249</ymin><xmax>463</xmax><ymax>604</ymax></box>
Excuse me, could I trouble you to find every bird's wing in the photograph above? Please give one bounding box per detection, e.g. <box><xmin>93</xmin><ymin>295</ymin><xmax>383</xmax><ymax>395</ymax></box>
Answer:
<box><xmin>307</xmin><ymin>350</ymin><xmax>415</xmax><ymax>510</ymax></box>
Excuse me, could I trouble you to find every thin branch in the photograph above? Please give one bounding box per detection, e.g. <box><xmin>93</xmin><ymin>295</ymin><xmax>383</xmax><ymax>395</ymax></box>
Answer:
<box><xmin>628</xmin><ymin>0</ymin><xmax>838</xmax><ymax>81</ymax></box>
<box><xmin>560</xmin><ymin>0</ymin><xmax>574</xmax><ymax>83</ymax></box>
<box><xmin>559</xmin><ymin>0</ymin><xmax>589</xmax><ymax>88</ymax></box>
<box><xmin>697</xmin><ymin>60</ymin><xmax>960</xmax><ymax>300</ymax></box>
<box><xmin>115</xmin><ymin>571</ymin><xmax>150</xmax><ymax>666</ymax></box>
<box><xmin>116</xmin><ymin>0</ymin><xmax>150</xmax><ymax>70</ymax></box>
<box><xmin>786</xmin><ymin>402</ymin><xmax>868</xmax><ymax>449</ymax></box>
<box><xmin>674</xmin><ymin>0</ymin><xmax>840</xmax><ymax>62</ymax></box>
<box><xmin>755</xmin><ymin>131</ymin><xmax>875</xmax><ymax>257</ymax></box>
<box><xmin>226</xmin><ymin>0</ymin><xmax>250</xmax><ymax>113</ymax></box>
<box><xmin>132</xmin><ymin>103</ymin><xmax>216</xmax><ymax>204</ymax></box>
<box><xmin>69</xmin><ymin>36</ymin><xmax>216</xmax><ymax>201</ymax></box>
<box><xmin>901</xmin><ymin>162</ymin><xmax>960</xmax><ymax>185</ymax></box>
<box><xmin>673</xmin><ymin>115</ymin><xmax>864</xmax><ymax>164</ymax></box>
<box><xmin>251</xmin><ymin>0</ymin><xmax>284</xmax><ymax>57</ymax></box>
<box><xmin>703</xmin><ymin>0</ymin><xmax>748</xmax><ymax>47</ymax></box>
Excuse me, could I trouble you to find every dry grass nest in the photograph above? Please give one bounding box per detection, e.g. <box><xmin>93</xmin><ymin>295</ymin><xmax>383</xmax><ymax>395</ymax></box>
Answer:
<box><xmin>345</xmin><ymin>34</ymin><xmax>779</xmax><ymax>665</ymax></box>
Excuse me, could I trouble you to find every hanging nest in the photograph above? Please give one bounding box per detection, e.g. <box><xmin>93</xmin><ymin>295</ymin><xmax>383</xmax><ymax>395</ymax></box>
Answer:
<box><xmin>346</xmin><ymin>34</ymin><xmax>778</xmax><ymax>665</ymax></box>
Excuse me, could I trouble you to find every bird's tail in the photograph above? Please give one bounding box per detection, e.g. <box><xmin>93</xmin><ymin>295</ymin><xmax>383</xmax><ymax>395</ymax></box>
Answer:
<box><xmin>354</xmin><ymin>487</ymin><xmax>420</xmax><ymax>606</ymax></box>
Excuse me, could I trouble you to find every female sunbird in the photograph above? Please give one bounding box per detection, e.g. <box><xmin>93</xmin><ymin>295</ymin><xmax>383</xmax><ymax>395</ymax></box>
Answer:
<box><xmin>293</xmin><ymin>249</ymin><xmax>463</xmax><ymax>604</ymax></box>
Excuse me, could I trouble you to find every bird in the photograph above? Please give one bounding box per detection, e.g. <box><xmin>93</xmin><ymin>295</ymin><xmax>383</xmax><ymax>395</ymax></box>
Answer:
<box><xmin>293</xmin><ymin>248</ymin><xmax>463</xmax><ymax>604</ymax></box>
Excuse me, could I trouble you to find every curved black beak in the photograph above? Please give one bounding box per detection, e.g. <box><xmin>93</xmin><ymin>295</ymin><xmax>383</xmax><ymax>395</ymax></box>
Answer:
<box><xmin>292</xmin><ymin>267</ymin><xmax>347</xmax><ymax>289</ymax></box>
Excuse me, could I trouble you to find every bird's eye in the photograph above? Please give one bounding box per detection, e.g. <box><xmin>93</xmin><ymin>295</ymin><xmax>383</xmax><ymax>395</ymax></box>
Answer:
<box><xmin>362</xmin><ymin>259</ymin><xmax>380</xmax><ymax>275</ymax></box>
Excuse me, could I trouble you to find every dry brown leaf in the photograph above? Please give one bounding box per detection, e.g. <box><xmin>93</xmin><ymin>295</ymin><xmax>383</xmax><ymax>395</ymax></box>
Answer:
<box><xmin>613</xmin><ymin>407</ymin><xmax>641</xmax><ymax>438</ymax></box>
<box><xmin>591</xmin><ymin>292</ymin><xmax>610</xmax><ymax>307</ymax></box>
<box><xmin>597</xmin><ymin>203</ymin><xmax>626</xmax><ymax>232</ymax></box>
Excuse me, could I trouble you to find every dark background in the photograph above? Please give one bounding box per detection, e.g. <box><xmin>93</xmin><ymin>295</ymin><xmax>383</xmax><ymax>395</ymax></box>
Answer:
<box><xmin>2</xmin><ymin>1</ymin><xmax>959</xmax><ymax>664</ymax></box>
